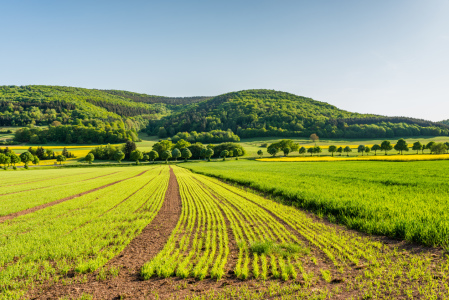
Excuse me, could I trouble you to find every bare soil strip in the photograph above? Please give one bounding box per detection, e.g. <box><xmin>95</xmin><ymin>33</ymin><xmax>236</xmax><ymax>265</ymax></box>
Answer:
<box><xmin>31</xmin><ymin>167</ymin><xmax>183</xmax><ymax>300</ymax></box>
<box><xmin>0</xmin><ymin>171</ymin><xmax>147</xmax><ymax>224</ymax></box>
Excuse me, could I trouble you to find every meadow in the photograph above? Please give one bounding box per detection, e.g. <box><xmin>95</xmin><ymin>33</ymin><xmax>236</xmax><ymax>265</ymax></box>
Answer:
<box><xmin>2</xmin><ymin>164</ymin><xmax>449</xmax><ymax>299</ymax></box>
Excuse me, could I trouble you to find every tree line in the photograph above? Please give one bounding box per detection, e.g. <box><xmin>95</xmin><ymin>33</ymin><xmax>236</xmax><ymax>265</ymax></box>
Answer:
<box><xmin>14</xmin><ymin>122</ymin><xmax>140</xmax><ymax>144</ymax></box>
<box><xmin>262</xmin><ymin>138</ymin><xmax>449</xmax><ymax>158</ymax></box>
<box><xmin>84</xmin><ymin>140</ymin><xmax>246</xmax><ymax>165</ymax></box>
<box><xmin>0</xmin><ymin>146</ymin><xmax>75</xmax><ymax>170</ymax></box>
<box><xmin>159</xmin><ymin>129</ymin><xmax>240</xmax><ymax>143</ymax></box>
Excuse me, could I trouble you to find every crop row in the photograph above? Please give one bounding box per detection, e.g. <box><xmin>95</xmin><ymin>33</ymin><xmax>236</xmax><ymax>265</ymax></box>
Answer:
<box><xmin>0</xmin><ymin>166</ymin><xmax>168</xmax><ymax>300</ymax></box>
<box><xmin>0</xmin><ymin>168</ymin><xmax>92</xmax><ymax>188</ymax></box>
<box><xmin>184</xmin><ymin>162</ymin><xmax>449</xmax><ymax>298</ymax></box>
<box><xmin>184</xmin><ymin>160</ymin><xmax>449</xmax><ymax>247</ymax></box>
<box><xmin>0</xmin><ymin>168</ymin><xmax>150</xmax><ymax>217</ymax></box>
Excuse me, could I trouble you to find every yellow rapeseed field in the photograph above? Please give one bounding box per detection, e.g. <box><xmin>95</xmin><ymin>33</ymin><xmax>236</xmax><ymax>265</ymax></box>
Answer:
<box><xmin>257</xmin><ymin>154</ymin><xmax>449</xmax><ymax>162</ymax></box>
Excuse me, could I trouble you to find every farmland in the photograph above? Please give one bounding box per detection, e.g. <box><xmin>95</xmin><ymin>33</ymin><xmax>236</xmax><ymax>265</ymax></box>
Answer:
<box><xmin>1</xmin><ymin>163</ymin><xmax>449</xmax><ymax>299</ymax></box>
<box><xmin>184</xmin><ymin>160</ymin><xmax>449</xmax><ymax>247</ymax></box>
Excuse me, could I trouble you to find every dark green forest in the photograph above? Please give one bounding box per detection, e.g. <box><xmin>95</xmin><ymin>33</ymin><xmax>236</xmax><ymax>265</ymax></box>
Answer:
<box><xmin>2</xmin><ymin>86</ymin><xmax>449</xmax><ymax>144</ymax></box>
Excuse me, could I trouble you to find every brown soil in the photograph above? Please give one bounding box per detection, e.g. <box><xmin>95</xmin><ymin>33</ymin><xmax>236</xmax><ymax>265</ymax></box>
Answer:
<box><xmin>0</xmin><ymin>171</ymin><xmax>147</xmax><ymax>224</ymax></box>
<box><xmin>30</xmin><ymin>167</ymin><xmax>183</xmax><ymax>300</ymax></box>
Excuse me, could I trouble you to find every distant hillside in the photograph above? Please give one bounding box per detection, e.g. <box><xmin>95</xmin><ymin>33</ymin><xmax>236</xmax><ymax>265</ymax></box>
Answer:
<box><xmin>147</xmin><ymin>89</ymin><xmax>449</xmax><ymax>138</ymax></box>
<box><xmin>0</xmin><ymin>85</ymin><xmax>169</xmax><ymax>130</ymax></box>
<box><xmin>102</xmin><ymin>90</ymin><xmax>212</xmax><ymax>106</ymax></box>
<box><xmin>1</xmin><ymin>86</ymin><xmax>448</xmax><ymax>141</ymax></box>
<box><xmin>441</xmin><ymin>120</ymin><xmax>449</xmax><ymax>126</ymax></box>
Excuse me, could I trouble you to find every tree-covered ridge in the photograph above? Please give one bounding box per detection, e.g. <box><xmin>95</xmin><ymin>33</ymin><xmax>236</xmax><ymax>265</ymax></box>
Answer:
<box><xmin>102</xmin><ymin>89</ymin><xmax>212</xmax><ymax>106</ymax></box>
<box><xmin>147</xmin><ymin>89</ymin><xmax>367</xmax><ymax>136</ymax></box>
<box><xmin>3</xmin><ymin>86</ymin><xmax>448</xmax><ymax>140</ymax></box>
<box><xmin>0</xmin><ymin>85</ymin><xmax>168</xmax><ymax>129</ymax></box>
<box><xmin>441</xmin><ymin>120</ymin><xmax>449</xmax><ymax>126</ymax></box>
<box><xmin>148</xmin><ymin>89</ymin><xmax>449</xmax><ymax>138</ymax></box>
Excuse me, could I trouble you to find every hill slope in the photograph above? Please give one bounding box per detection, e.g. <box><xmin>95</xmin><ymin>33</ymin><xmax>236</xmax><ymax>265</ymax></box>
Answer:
<box><xmin>1</xmin><ymin>86</ymin><xmax>448</xmax><ymax>141</ymax></box>
<box><xmin>148</xmin><ymin>89</ymin><xmax>449</xmax><ymax>138</ymax></box>
<box><xmin>0</xmin><ymin>85</ymin><xmax>170</xmax><ymax>130</ymax></box>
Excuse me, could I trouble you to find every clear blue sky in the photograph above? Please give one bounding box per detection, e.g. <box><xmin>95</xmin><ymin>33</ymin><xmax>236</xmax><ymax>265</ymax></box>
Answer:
<box><xmin>1</xmin><ymin>0</ymin><xmax>448</xmax><ymax>121</ymax></box>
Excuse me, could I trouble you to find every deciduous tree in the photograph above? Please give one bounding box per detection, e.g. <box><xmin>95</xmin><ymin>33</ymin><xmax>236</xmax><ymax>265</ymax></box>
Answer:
<box><xmin>220</xmin><ymin>150</ymin><xmax>229</xmax><ymax>160</ymax></box>
<box><xmin>343</xmin><ymin>146</ymin><xmax>352</xmax><ymax>156</ymax></box>
<box><xmin>426</xmin><ymin>142</ymin><xmax>436</xmax><ymax>154</ymax></box>
<box><xmin>267</xmin><ymin>145</ymin><xmax>279</xmax><ymax>157</ymax></box>
<box><xmin>371</xmin><ymin>144</ymin><xmax>381</xmax><ymax>156</ymax></box>
<box><xmin>130</xmin><ymin>150</ymin><xmax>143</xmax><ymax>165</ymax></box>
<box><xmin>337</xmin><ymin>147</ymin><xmax>343</xmax><ymax>156</ymax></box>
<box><xmin>161</xmin><ymin>150</ymin><xmax>172</xmax><ymax>164</ymax></box>
<box><xmin>19</xmin><ymin>151</ymin><xmax>34</xmax><ymax>168</ymax></box>
<box><xmin>172</xmin><ymin>148</ymin><xmax>181</xmax><ymax>161</ymax></box>
<box><xmin>114</xmin><ymin>150</ymin><xmax>125</xmax><ymax>163</ymax></box>
<box><xmin>148</xmin><ymin>150</ymin><xmax>158</xmax><ymax>163</ymax></box>
<box><xmin>358</xmin><ymin>145</ymin><xmax>366</xmax><ymax>156</ymax></box>
<box><xmin>56</xmin><ymin>155</ymin><xmax>66</xmax><ymax>165</ymax></box>
<box><xmin>381</xmin><ymin>141</ymin><xmax>393</xmax><ymax>155</ymax></box>
<box><xmin>328</xmin><ymin>145</ymin><xmax>337</xmax><ymax>157</ymax></box>
<box><xmin>412</xmin><ymin>141</ymin><xmax>423</xmax><ymax>154</ymax></box>
<box><xmin>365</xmin><ymin>146</ymin><xmax>371</xmax><ymax>155</ymax></box>
<box><xmin>205</xmin><ymin>148</ymin><xmax>214</xmax><ymax>161</ymax></box>
<box><xmin>181</xmin><ymin>148</ymin><xmax>192</xmax><ymax>161</ymax></box>
<box><xmin>85</xmin><ymin>153</ymin><xmax>94</xmax><ymax>164</ymax></box>
<box><xmin>431</xmin><ymin>143</ymin><xmax>447</xmax><ymax>154</ymax></box>
<box><xmin>394</xmin><ymin>139</ymin><xmax>409</xmax><ymax>155</ymax></box>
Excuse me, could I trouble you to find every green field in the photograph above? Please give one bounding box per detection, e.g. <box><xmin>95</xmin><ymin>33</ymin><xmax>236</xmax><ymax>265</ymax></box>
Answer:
<box><xmin>184</xmin><ymin>160</ymin><xmax>449</xmax><ymax>247</ymax></box>
<box><xmin>3</xmin><ymin>164</ymin><xmax>449</xmax><ymax>299</ymax></box>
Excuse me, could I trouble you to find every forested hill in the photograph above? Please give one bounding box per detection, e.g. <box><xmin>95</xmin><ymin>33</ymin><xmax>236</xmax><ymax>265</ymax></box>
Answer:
<box><xmin>147</xmin><ymin>89</ymin><xmax>449</xmax><ymax>138</ymax></box>
<box><xmin>2</xmin><ymin>86</ymin><xmax>448</xmax><ymax>140</ymax></box>
<box><xmin>0</xmin><ymin>85</ymin><xmax>171</xmax><ymax>130</ymax></box>
<box><xmin>441</xmin><ymin>120</ymin><xmax>449</xmax><ymax>126</ymax></box>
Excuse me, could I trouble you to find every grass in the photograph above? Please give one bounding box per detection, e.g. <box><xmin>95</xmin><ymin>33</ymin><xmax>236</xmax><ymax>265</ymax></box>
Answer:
<box><xmin>248</xmin><ymin>240</ymin><xmax>308</xmax><ymax>258</ymax></box>
<box><xmin>184</xmin><ymin>159</ymin><xmax>449</xmax><ymax>247</ymax></box>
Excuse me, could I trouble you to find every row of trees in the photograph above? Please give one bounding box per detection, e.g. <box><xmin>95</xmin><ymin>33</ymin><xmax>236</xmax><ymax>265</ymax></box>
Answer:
<box><xmin>166</xmin><ymin>129</ymin><xmax>240</xmax><ymax>143</ymax></box>
<box><xmin>0</xmin><ymin>148</ymin><xmax>68</xmax><ymax>170</ymax></box>
<box><xmin>264</xmin><ymin>139</ymin><xmax>449</xmax><ymax>157</ymax></box>
<box><xmin>85</xmin><ymin>140</ymin><xmax>225</xmax><ymax>165</ymax></box>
